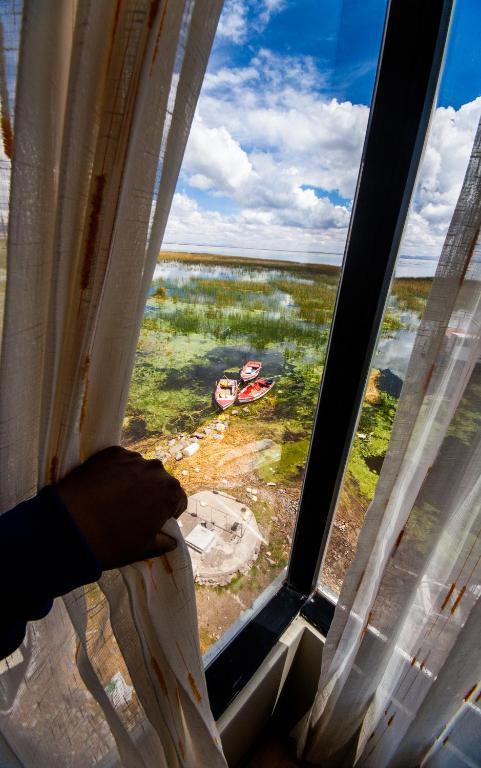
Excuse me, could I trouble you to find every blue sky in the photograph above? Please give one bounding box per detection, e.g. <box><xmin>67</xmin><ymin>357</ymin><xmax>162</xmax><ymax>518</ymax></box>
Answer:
<box><xmin>164</xmin><ymin>0</ymin><xmax>481</xmax><ymax>269</ymax></box>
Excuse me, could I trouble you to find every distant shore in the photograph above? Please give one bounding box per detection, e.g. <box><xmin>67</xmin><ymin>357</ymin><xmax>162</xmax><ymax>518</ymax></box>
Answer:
<box><xmin>157</xmin><ymin>249</ymin><xmax>433</xmax><ymax>283</ymax></box>
<box><xmin>158</xmin><ymin>249</ymin><xmax>340</xmax><ymax>276</ymax></box>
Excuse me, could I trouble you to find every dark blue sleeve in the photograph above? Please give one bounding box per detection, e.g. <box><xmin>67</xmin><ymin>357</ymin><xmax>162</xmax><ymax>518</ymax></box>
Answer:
<box><xmin>0</xmin><ymin>486</ymin><xmax>102</xmax><ymax>659</ymax></box>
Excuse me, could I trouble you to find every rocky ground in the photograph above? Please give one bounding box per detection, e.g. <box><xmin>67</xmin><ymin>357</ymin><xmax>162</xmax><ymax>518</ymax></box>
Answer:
<box><xmin>124</xmin><ymin>405</ymin><xmax>365</xmax><ymax>653</ymax></box>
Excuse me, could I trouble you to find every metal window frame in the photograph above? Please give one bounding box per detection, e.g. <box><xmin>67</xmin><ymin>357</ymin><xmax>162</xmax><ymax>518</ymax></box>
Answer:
<box><xmin>206</xmin><ymin>0</ymin><xmax>454</xmax><ymax>720</ymax></box>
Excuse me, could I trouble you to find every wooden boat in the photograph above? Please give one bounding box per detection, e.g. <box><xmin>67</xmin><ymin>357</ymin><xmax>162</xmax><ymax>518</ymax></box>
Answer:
<box><xmin>240</xmin><ymin>360</ymin><xmax>262</xmax><ymax>381</ymax></box>
<box><xmin>214</xmin><ymin>377</ymin><xmax>239</xmax><ymax>410</ymax></box>
<box><xmin>238</xmin><ymin>377</ymin><xmax>274</xmax><ymax>404</ymax></box>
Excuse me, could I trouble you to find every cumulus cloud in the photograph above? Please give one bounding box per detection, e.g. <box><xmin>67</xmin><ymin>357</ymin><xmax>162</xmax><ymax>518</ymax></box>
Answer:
<box><xmin>172</xmin><ymin>45</ymin><xmax>481</xmax><ymax>264</ymax></box>
<box><xmin>403</xmin><ymin>96</ymin><xmax>481</xmax><ymax>255</ymax></box>
<box><xmin>164</xmin><ymin>192</ymin><xmax>348</xmax><ymax>259</ymax></box>
<box><xmin>184</xmin><ymin>118</ymin><xmax>252</xmax><ymax>193</ymax></box>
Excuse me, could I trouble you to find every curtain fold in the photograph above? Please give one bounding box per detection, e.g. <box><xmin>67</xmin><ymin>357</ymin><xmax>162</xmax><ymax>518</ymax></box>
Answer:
<box><xmin>0</xmin><ymin>2</ymin><xmax>227</xmax><ymax>766</ymax></box>
<box><xmin>298</xmin><ymin>119</ymin><xmax>481</xmax><ymax>767</ymax></box>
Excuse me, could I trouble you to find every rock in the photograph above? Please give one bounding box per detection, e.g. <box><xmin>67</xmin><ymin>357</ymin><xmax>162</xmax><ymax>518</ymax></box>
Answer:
<box><xmin>246</xmin><ymin>487</ymin><xmax>253</xmax><ymax>493</ymax></box>
<box><xmin>232</xmin><ymin>409</ymin><xmax>238</xmax><ymax>415</ymax></box>
<box><xmin>194</xmin><ymin>467</ymin><xmax>200</xmax><ymax>473</ymax></box>
<box><xmin>266</xmin><ymin>551</ymin><xmax>271</xmax><ymax>556</ymax></box>
<box><xmin>212</xmin><ymin>434</ymin><xmax>224</xmax><ymax>440</ymax></box>
<box><xmin>251</xmin><ymin>495</ymin><xmax>258</xmax><ymax>502</ymax></box>
<box><xmin>267</xmin><ymin>481</ymin><xmax>276</xmax><ymax>486</ymax></box>
<box><xmin>168</xmin><ymin>438</ymin><xmax>176</xmax><ymax>446</ymax></box>
<box><xmin>181</xmin><ymin>470</ymin><xmax>188</xmax><ymax>476</ymax></box>
<box><xmin>182</xmin><ymin>442</ymin><xmax>200</xmax><ymax>458</ymax></box>
<box><xmin>215</xmin><ymin>422</ymin><xmax>226</xmax><ymax>432</ymax></box>
<box><xmin>193</xmin><ymin>432</ymin><xmax>204</xmax><ymax>439</ymax></box>
<box><xmin>175</xmin><ymin>452</ymin><xmax>183</xmax><ymax>461</ymax></box>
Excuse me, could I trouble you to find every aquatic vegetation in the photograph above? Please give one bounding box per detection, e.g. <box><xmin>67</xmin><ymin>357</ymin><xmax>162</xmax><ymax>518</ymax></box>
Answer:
<box><xmin>125</xmin><ymin>254</ymin><xmax>432</xmax><ymax>498</ymax></box>
<box><xmin>391</xmin><ymin>277</ymin><xmax>432</xmax><ymax>314</ymax></box>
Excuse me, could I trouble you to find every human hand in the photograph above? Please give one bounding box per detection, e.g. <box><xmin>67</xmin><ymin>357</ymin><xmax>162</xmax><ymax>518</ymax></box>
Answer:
<box><xmin>56</xmin><ymin>446</ymin><xmax>187</xmax><ymax>570</ymax></box>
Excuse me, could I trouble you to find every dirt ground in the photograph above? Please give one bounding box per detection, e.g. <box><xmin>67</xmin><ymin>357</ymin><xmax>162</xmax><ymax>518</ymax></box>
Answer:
<box><xmin>126</xmin><ymin>410</ymin><xmax>366</xmax><ymax>652</ymax></box>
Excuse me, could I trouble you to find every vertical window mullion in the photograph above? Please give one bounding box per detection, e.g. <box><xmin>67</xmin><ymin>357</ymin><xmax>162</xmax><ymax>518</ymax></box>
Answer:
<box><xmin>287</xmin><ymin>0</ymin><xmax>454</xmax><ymax>595</ymax></box>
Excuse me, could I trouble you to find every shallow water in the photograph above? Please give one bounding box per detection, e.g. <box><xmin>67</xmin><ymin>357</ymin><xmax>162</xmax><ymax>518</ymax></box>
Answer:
<box><xmin>127</xmin><ymin>260</ymin><xmax>421</xmax><ymax>437</ymax></box>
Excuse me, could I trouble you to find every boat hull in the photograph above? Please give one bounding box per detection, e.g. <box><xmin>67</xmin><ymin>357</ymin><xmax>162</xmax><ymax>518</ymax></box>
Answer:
<box><xmin>240</xmin><ymin>361</ymin><xmax>262</xmax><ymax>382</ymax></box>
<box><xmin>214</xmin><ymin>378</ymin><xmax>239</xmax><ymax>410</ymax></box>
<box><xmin>238</xmin><ymin>378</ymin><xmax>274</xmax><ymax>404</ymax></box>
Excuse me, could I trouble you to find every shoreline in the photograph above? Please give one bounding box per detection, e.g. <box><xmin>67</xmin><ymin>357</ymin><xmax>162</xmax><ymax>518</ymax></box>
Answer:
<box><xmin>158</xmin><ymin>249</ymin><xmax>434</xmax><ymax>282</ymax></box>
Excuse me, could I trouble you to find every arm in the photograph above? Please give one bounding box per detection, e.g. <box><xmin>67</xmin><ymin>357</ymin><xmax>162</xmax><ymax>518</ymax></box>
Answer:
<box><xmin>0</xmin><ymin>447</ymin><xmax>187</xmax><ymax>660</ymax></box>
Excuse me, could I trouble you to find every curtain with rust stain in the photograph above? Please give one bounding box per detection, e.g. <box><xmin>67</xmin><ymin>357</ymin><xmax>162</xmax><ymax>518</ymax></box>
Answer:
<box><xmin>0</xmin><ymin>1</ymin><xmax>227</xmax><ymax>767</ymax></box>
<box><xmin>297</xmin><ymin>119</ymin><xmax>481</xmax><ymax>766</ymax></box>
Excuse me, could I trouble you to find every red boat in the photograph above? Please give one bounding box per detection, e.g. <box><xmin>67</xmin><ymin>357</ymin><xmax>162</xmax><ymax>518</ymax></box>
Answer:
<box><xmin>240</xmin><ymin>360</ymin><xmax>262</xmax><ymax>381</ymax></box>
<box><xmin>214</xmin><ymin>378</ymin><xmax>239</xmax><ymax>410</ymax></box>
<box><xmin>238</xmin><ymin>377</ymin><xmax>274</xmax><ymax>404</ymax></box>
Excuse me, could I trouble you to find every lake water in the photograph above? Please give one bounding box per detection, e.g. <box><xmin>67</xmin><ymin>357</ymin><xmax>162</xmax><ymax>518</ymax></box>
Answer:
<box><xmin>160</xmin><ymin>248</ymin><xmax>439</xmax><ymax>277</ymax></box>
<box><xmin>126</xmin><ymin>258</ymin><xmax>422</xmax><ymax>438</ymax></box>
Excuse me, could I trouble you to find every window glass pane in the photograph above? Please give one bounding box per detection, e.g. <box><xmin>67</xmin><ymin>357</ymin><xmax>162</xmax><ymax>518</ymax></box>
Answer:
<box><xmin>123</xmin><ymin>0</ymin><xmax>388</xmax><ymax>652</ymax></box>
<box><xmin>319</xmin><ymin>0</ymin><xmax>481</xmax><ymax>598</ymax></box>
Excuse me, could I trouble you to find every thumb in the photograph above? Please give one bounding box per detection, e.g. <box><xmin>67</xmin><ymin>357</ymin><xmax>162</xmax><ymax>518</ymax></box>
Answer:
<box><xmin>155</xmin><ymin>532</ymin><xmax>178</xmax><ymax>554</ymax></box>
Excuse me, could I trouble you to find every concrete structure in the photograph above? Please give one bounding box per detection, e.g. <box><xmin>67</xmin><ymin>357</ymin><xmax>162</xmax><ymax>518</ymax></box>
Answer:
<box><xmin>180</xmin><ymin>490</ymin><xmax>263</xmax><ymax>585</ymax></box>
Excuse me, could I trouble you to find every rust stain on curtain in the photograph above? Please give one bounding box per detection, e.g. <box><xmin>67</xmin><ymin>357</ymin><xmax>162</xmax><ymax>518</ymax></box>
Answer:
<box><xmin>152</xmin><ymin>1</ymin><xmax>169</xmax><ymax>68</ymax></box>
<box><xmin>440</xmin><ymin>582</ymin><xmax>456</xmax><ymax>611</ymax></box>
<box><xmin>81</xmin><ymin>174</ymin><xmax>106</xmax><ymax>290</ymax></box>
<box><xmin>361</xmin><ymin>611</ymin><xmax>373</xmax><ymax>639</ymax></box>
<box><xmin>423</xmin><ymin>363</ymin><xmax>436</xmax><ymax>394</ymax></box>
<box><xmin>188</xmin><ymin>672</ymin><xmax>202</xmax><ymax>702</ymax></box>
<box><xmin>463</xmin><ymin>683</ymin><xmax>477</xmax><ymax>702</ymax></box>
<box><xmin>392</xmin><ymin>528</ymin><xmax>405</xmax><ymax>554</ymax></box>
<box><xmin>450</xmin><ymin>585</ymin><xmax>466</xmax><ymax>614</ymax></box>
<box><xmin>151</xmin><ymin>656</ymin><xmax>168</xmax><ymax>695</ymax></box>
<box><xmin>161</xmin><ymin>554</ymin><xmax>173</xmax><ymax>574</ymax></box>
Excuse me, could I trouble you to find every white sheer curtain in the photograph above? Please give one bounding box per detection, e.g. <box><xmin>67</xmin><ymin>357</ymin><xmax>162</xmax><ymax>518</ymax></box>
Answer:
<box><xmin>297</xmin><ymin>119</ymin><xmax>481</xmax><ymax>767</ymax></box>
<box><xmin>0</xmin><ymin>2</ymin><xmax>228</xmax><ymax>767</ymax></box>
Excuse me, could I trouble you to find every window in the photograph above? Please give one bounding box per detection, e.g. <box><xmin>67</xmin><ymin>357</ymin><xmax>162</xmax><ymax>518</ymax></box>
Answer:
<box><xmin>118</xmin><ymin>0</ymin><xmax>469</xmax><ymax>720</ymax></box>
<box><xmin>122</xmin><ymin>0</ymin><xmax>387</xmax><ymax>654</ymax></box>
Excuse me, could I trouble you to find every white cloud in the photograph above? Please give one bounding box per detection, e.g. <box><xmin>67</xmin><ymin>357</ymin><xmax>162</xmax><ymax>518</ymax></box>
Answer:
<box><xmin>183</xmin><ymin>118</ymin><xmax>252</xmax><ymax>193</ymax></box>
<box><xmin>216</xmin><ymin>0</ymin><xmax>248</xmax><ymax>44</ymax></box>
<box><xmin>403</xmin><ymin>96</ymin><xmax>481</xmax><ymax>255</ymax></box>
<box><xmin>172</xmin><ymin>46</ymin><xmax>481</xmax><ymax>264</ymax></box>
<box><xmin>216</xmin><ymin>0</ymin><xmax>286</xmax><ymax>44</ymax></box>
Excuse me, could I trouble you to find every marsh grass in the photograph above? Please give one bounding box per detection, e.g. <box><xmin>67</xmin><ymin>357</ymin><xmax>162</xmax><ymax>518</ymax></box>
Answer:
<box><xmin>392</xmin><ymin>277</ymin><xmax>432</xmax><ymax>314</ymax></box>
<box><xmin>127</xmin><ymin>254</ymin><xmax>432</xmax><ymax>500</ymax></box>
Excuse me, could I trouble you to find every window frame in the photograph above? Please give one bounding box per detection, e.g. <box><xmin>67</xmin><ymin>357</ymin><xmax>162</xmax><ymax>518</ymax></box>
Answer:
<box><xmin>205</xmin><ymin>0</ymin><xmax>454</xmax><ymax>721</ymax></box>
